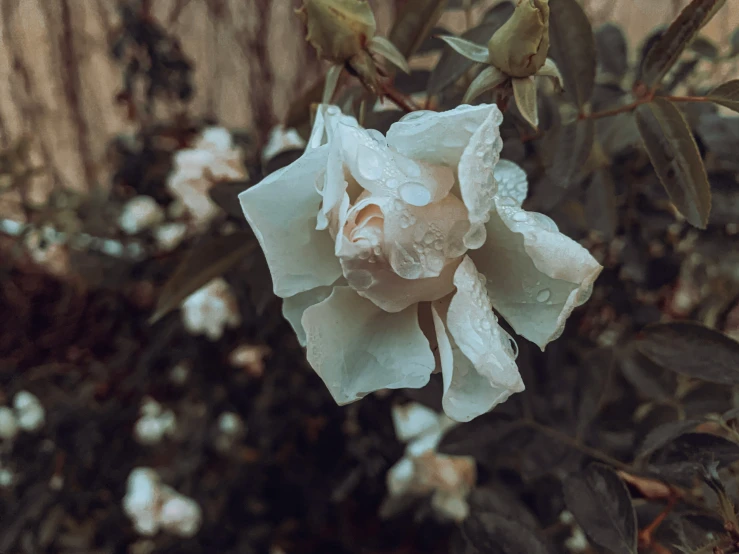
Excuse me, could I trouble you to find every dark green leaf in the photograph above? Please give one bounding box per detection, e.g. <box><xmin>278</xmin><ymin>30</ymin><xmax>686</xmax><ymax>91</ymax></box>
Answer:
<box><xmin>150</xmin><ymin>231</ymin><xmax>254</xmax><ymax>323</ymax></box>
<box><xmin>595</xmin><ymin>23</ymin><xmax>628</xmax><ymax>82</ymax></box>
<box><xmin>636</xmin><ymin>419</ymin><xmax>704</xmax><ymax>458</ymax></box>
<box><xmin>563</xmin><ymin>464</ymin><xmax>638</xmax><ymax>554</ymax></box>
<box><xmin>639</xmin><ymin>0</ymin><xmax>727</xmax><ymax>89</ymax></box>
<box><xmin>663</xmin><ymin>58</ymin><xmax>700</xmax><ymax>94</ymax></box>
<box><xmin>635</xmin><ymin>98</ymin><xmax>711</xmax><ymax>228</ymax></box>
<box><xmin>585</xmin><ymin>168</ymin><xmax>618</xmax><ymax>240</ymax></box>
<box><xmin>427</xmin><ymin>3</ymin><xmax>514</xmax><ymax>95</ymax></box>
<box><xmin>544</xmin><ymin>118</ymin><xmax>595</xmax><ymax>188</ymax></box>
<box><xmin>208</xmin><ymin>180</ymin><xmax>250</xmax><ymax>219</ymax></box>
<box><xmin>468</xmin><ymin>487</ymin><xmax>540</xmax><ymax>531</ymax></box>
<box><xmin>730</xmin><ymin>27</ymin><xmax>739</xmax><ymax>57</ymax></box>
<box><xmin>649</xmin><ymin>433</ymin><xmax>739</xmax><ymax>477</ymax></box>
<box><xmin>634</xmin><ymin>322</ymin><xmax>739</xmax><ymax>384</ymax></box>
<box><xmin>462</xmin><ymin>513</ymin><xmax>552</xmax><ymax>554</ymax></box>
<box><xmin>548</xmin><ymin>0</ymin><xmax>596</xmax><ymax>108</ymax></box>
<box><xmin>689</xmin><ymin>36</ymin><xmax>719</xmax><ymax>59</ymax></box>
<box><xmin>389</xmin><ymin>0</ymin><xmax>449</xmax><ymax>59</ymax></box>
<box><xmin>708</xmin><ymin>80</ymin><xmax>739</xmax><ymax>114</ymax></box>
<box><xmin>437</xmin><ymin>412</ymin><xmax>515</xmax><ymax>461</ymax></box>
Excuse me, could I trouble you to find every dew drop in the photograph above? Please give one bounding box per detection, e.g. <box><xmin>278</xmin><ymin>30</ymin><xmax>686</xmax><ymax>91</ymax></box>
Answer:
<box><xmin>433</xmin><ymin>239</ymin><xmax>444</xmax><ymax>251</ymax></box>
<box><xmin>348</xmin><ymin>269</ymin><xmax>374</xmax><ymax>291</ymax></box>
<box><xmin>423</xmin><ymin>232</ymin><xmax>435</xmax><ymax>245</ymax></box>
<box><xmin>465</xmin><ymin>121</ymin><xmax>478</xmax><ymax>133</ymax></box>
<box><xmin>386</xmin><ymin>177</ymin><xmax>400</xmax><ymax>189</ymax></box>
<box><xmin>356</xmin><ymin>144</ymin><xmax>384</xmax><ymax>180</ymax></box>
<box><xmin>481</xmin><ymin>319</ymin><xmax>492</xmax><ymax>330</ymax></box>
<box><xmin>399</xmin><ymin>182</ymin><xmax>432</xmax><ymax>207</ymax></box>
<box><xmin>512</xmin><ymin>212</ymin><xmax>528</xmax><ymax>223</ymax></box>
<box><xmin>476</xmin><ymin>150</ymin><xmax>484</xmax><ymax>158</ymax></box>
<box><xmin>536</xmin><ymin>289</ymin><xmax>551</xmax><ymax>302</ymax></box>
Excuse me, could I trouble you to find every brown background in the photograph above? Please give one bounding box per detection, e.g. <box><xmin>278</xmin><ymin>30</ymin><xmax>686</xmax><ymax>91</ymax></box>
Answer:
<box><xmin>1</xmin><ymin>0</ymin><xmax>736</xmax><ymax>198</ymax></box>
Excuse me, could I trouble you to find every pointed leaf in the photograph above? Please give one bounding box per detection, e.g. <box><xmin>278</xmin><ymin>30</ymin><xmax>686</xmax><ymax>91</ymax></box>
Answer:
<box><xmin>563</xmin><ymin>464</ymin><xmax>638</xmax><ymax>554</ymax></box>
<box><xmin>151</xmin><ymin>232</ymin><xmax>254</xmax><ymax>323</ymax></box>
<box><xmin>389</xmin><ymin>0</ymin><xmax>449</xmax><ymax>58</ymax></box>
<box><xmin>635</xmin><ymin>98</ymin><xmax>711</xmax><ymax>228</ymax></box>
<box><xmin>548</xmin><ymin>0</ymin><xmax>596</xmax><ymax>109</ymax></box>
<box><xmin>427</xmin><ymin>4</ymin><xmax>514</xmax><ymax>95</ymax></box>
<box><xmin>544</xmin><ymin>118</ymin><xmax>595</xmax><ymax>188</ymax></box>
<box><xmin>368</xmin><ymin>36</ymin><xmax>410</xmax><ymax>74</ymax></box>
<box><xmin>689</xmin><ymin>36</ymin><xmax>719</xmax><ymax>59</ymax></box>
<box><xmin>536</xmin><ymin>58</ymin><xmax>563</xmax><ymax>89</ymax></box>
<box><xmin>438</xmin><ymin>35</ymin><xmax>490</xmax><ymax>63</ymax></box>
<box><xmin>462</xmin><ymin>513</ymin><xmax>553</xmax><ymax>554</ymax></box>
<box><xmin>634</xmin><ymin>322</ymin><xmax>739</xmax><ymax>385</ymax></box>
<box><xmin>708</xmin><ymin>80</ymin><xmax>739</xmax><ymax>114</ymax></box>
<box><xmin>463</xmin><ymin>66</ymin><xmax>507</xmax><ymax>103</ymax></box>
<box><xmin>595</xmin><ymin>23</ymin><xmax>629</xmax><ymax>82</ymax></box>
<box><xmin>512</xmin><ymin>77</ymin><xmax>539</xmax><ymax>128</ymax></box>
<box><xmin>639</xmin><ymin>0</ymin><xmax>727</xmax><ymax>89</ymax></box>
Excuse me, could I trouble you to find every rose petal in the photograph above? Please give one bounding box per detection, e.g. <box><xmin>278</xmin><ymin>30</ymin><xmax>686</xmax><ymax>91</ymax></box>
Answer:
<box><xmin>282</xmin><ymin>283</ymin><xmax>339</xmax><ymax>346</ymax></box>
<box><xmin>431</xmin><ymin>257</ymin><xmax>524</xmax><ymax>422</ymax></box>
<box><xmin>458</xmin><ymin>107</ymin><xmax>504</xmax><ymax>249</ymax></box>
<box><xmin>386</xmin><ymin>104</ymin><xmax>500</xmax><ymax>167</ymax></box>
<box><xmin>239</xmin><ymin>146</ymin><xmax>342</xmax><ymax>297</ymax></box>
<box><xmin>494</xmin><ymin>159</ymin><xmax>528</xmax><ymax>206</ymax></box>
<box><xmin>469</xmin><ymin>198</ymin><xmax>603</xmax><ymax>350</ymax></box>
<box><xmin>302</xmin><ymin>287</ymin><xmax>435</xmax><ymax>404</ymax></box>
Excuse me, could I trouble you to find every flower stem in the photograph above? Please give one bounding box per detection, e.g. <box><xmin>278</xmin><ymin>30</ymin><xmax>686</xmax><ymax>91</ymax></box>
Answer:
<box><xmin>579</xmin><ymin>94</ymin><xmax>711</xmax><ymax>121</ymax></box>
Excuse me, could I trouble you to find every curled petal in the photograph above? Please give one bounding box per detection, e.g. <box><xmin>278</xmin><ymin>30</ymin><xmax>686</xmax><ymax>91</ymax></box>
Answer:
<box><xmin>302</xmin><ymin>287</ymin><xmax>435</xmax><ymax>404</ymax></box>
<box><xmin>494</xmin><ymin>160</ymin><xmax>528</xmax><ymax>206</ymax></box>
<box><xmin>458</xmin><ymin>106</ymin><xmax>504</xmax><ymax>249</ymax></box>
<box><xmin>239</xmin><ymin>145</ymin><xmax>342</xmax><ymax>297</ymax></box>
<box><xmin>282</xmin><ymin>284</ymin><xmax>338</xmax><ymax>346</ymax></box>
<box><xmin>431</xmin><ymin>257</ymin><xmax>523</xmax><ymax>422</ymax></box>
<box><xmin>469</xmin><ymin>198</ymin><xmax>603</xmax><ymax>350</ymax></box>
<box><xmin>386</xmin><ymin>104</ymin><xmax>498</xmax><ymax>167</ymax></box>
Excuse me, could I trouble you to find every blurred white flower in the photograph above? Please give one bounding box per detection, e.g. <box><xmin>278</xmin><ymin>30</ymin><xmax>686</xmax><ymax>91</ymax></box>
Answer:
<box><xmin>154</xmin><ymin>222</ymin><xmax>188</xmax><ymax>252</ymax></box>
<box><xmin>240</xmin><ymin>104</ymin><xmax>602</xmax><ymax>422</ymax></box>
<box><xmin>24</xmin><ymin>227</ymin><xmax>71</xmax><ymax>278</ymax></box>
<box><xmin>13</xmin><ymin>391</ymin><xmax>45</xmax><ymax>432</ymax></box>
<box><xmin>119</xmin><ymin>196</ymin><xmax>165</xmax><ymax>235</ymax></box>
<box><xmin>134</xmin><ymin>397</ymin><xmax>177</xmax><ymax>446</ymax></box>
<box><xmin>385</xmin><ymin>402</ymin><xmax>475</xmax><ymax>521</ymax></box>
<box><xmin>167</xmin><ymin>127</ymin><xmax>248</xmax><ymax>226</ymax></box>
<box><xmin>123</xmin><ymin>467</ymin><xmax>202</xmax><ymax>538</ymax></box>
<box><xmin>181</xmin><ymin>278</ymin><xmax>241</xmax><ymax>340</ymax></box>
<box><xmin>228</xmin><ymin>344</ymin><xmax>270</xmax><ymax>377</ymax></box>
<box><xmin>262</xmin><ymin>125</ymin><xmax>306</xmax><ymax>165</ymax></box>
<box><xmin>0</xmin><ymin>466</ymin><xmax>13</xmax><ymax>487</ymax></box>
<box><xmin>0</xmin><ymin>406</ymin><xmax>18</xmax><ymax>441</ymax></box>
<box><xmin>214</xmin><ymin>411</ymin><xmax>246</xmax><ymax>453</ymax></box>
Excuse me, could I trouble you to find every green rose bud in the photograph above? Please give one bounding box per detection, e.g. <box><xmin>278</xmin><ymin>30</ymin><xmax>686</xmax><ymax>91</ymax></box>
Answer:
<box><xmin>487</xmin><ymin>0</ymin><xmax>550</xmax><ymax>78</ymax></box>
<box><xmin>297</xmin><ymin>0</ymin><xmax>377</xmax><ymax>64</ymax></box>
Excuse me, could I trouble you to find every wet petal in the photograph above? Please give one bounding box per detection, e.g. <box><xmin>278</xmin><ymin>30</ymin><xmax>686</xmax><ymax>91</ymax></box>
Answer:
<box><xmin>494</xmin><ymin>160</ymin><xmax>528</xmax><ymax>206</ymax></box>
<box><xmin>386</xmin><ymin>104</ymin><xmax>499</xmax><ymax>167</ymax></box>
<box><xmin>458</xmin><ymin>107</ymin><xmax>505</xmax><ymax>249</ymax></box>
<box><xmin>302</xmin><ymin>287</ymin><xmax>435</xmax><ymax>404</ymax></box>
<box><xmin>470</xmin><ymin>198</ymin><xmax>603</xmax><ymax>350</ymax></box>
<box><xmin>431</xmin><ymin>257</ymin><xmax>524</xmax><ymax>422</ymax></box>
<box><xmin>240</xmin><ymin>145</ymin><xmax>342</xmax><ymax>297</ymax></box>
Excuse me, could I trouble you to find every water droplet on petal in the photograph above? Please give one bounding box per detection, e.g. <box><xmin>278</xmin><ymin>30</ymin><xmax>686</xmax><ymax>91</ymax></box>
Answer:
<box><xmin>536</xmin><ymin>289</ymin><xmax>551</xmax><ymax>302</ymax></box>
<box><xmin>326</xmin><ymin>106</ymin><xmax>341</xmax><ymax>115</ymax></box>
<box><xmin>348</xmin><ymin>269</ymin><xmax>374</xmax><ymax>291</ymax></box>
<box><xmin>423</xmin><ymin>232</ymin><xmax>435</xmax><ymax>245</ymax></box>
<box><xmin>386</xmin><ymin>177</ymin><xmax>399</xmax><ymax>189</ymax></box>
<box><xmin>399</xmin><ymin>182</ymin><xmax>432</xmax><ymax>207</ymax></box>
<box><xmin>433</xmin><ymin>239</ymin><xmax>443</xmax><ymax>251</ymax></box>
<box><xmin>512</xmin><ymin>212</ymin><xmax>528</xmax><ymax>223</ymax></box>
<box><xmin>399</xmin><ymin>110</ymin><xmax>434</xmax><ymax>122</ymax></box>
<box><xmin>356</xmin><ymin>144</ymin><xmax>384</xmax><ymax>181</ymax></box>
<box><xmin>465</xmin><ymin>121</ymin><xmax>479</xmax><ymax>133</ymax></box>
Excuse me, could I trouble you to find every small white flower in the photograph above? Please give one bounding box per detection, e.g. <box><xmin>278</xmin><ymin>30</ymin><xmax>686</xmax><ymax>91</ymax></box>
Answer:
<box><xmin>0</xmin><ymin>406</ymin><xmax>18</xmax><ymax>441</ymax></box>
<box><xmin>123</xmin><ymin>467</ymin><xmax>202</xmax><ymax>538</ymax></box>
<box><xmin>240</xmin><ymin>104</ymin><xmax>602</xmax><ymax>421</ymax></box>
<box><xmin>154</xmin><ymin>222</ymin><xmax>188</xmax><ymax>252</ymax></box>
<box><xmin>385</xmin><ymin>403</ymin><xmax>476</xmax><ymax>521</ymax></box>
<box><xmin>119</xmin><ymin>196</ymin><xmax>165</xmax><ymax>235</ymax></box>
<box><xmin>181</xmin><ymin>278</ymin><xmax>241</xmax><ymax>340</ymax></box>
<box><xmin>133</xmin><ymin>398</ymin><xmax>177</xmax><ymax>446</ymax></box>
<box><xmin>167</xmin><ymin>127</ymin><xmax>248</xmax><ymax>226</ymax></box>
<box><xmin>13</xmin><ymin>391</ymin><xmax>45</xmax><ymax>432</ymax></box>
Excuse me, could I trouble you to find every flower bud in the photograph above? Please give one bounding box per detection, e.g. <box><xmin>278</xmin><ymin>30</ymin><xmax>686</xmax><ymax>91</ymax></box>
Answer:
<box><xmin>297</xmin><ymin>0</ymin><xmax>376</xmax><ymax>64</ymax></box>
<box><xmin>487</xmin><ymin>0</ymin><xmax>550</xmax><ymax>78</ymax></box>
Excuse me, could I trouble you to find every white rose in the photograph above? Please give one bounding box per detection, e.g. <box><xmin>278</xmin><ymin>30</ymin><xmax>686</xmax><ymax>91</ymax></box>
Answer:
<box><xmin>240</xmin><ymin>104</ymin><xmax>602</xmax><ymax>422</ymax></box>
